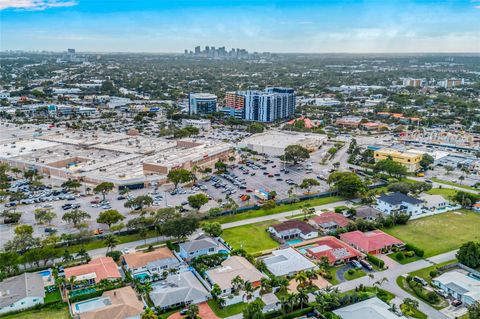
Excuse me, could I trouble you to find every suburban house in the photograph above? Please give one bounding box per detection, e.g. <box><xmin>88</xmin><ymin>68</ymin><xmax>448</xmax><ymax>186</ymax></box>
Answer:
<box><xmin>376</xmin><ymin>192</ymin><xmax>423</xmax><ymax>216</ymax></box>
<box><xmin>304</xmin><ymin>236</ymin><xmax>364</xmax><ymax>266</ymax></box>
<box><xmin>333</xmin><ymin>297</ymin><xmax>403</xmax><ymax>319</ymax></box>
<box><xmin>340</xmin><ymin>230</ymin><xmax>404</xmax><ymax>255</ymax></box>
<box><xmin>433</xmin><ymin>270</ymin><xmax>480</xmax><ymax>306</ymax></box>
<box><xmin>71</xmin><ymin>286</ymin><xmax>144</xmax><ymax>319</ymax></box>
<box><xmin>179</xmin><ymin>237</ymin><xmax>219</xmax><ymax>261</ymax></box>
<box><xmin>262</xmin><ymin>248</ymin><xmax>316</xmax><ymax>277</ymax></box>
<box><xmin>64</xmin><ymin>257</ymin><xmax>121</xmax><ymax>288</ymax></box>
<box><xmin>419</xmin><ymin>194</ymin><xmax>459</xmax><ymax>214</ymax></box>
<box><xmin>308</xmin><ymin>212</ymin><xmax>351</xmax><ymax>233</ymax></box>
<box><xmin>149</xmin><ymin>271</ymin><xmax>209</xmax><ymax>310</ymax></box>
<box><xmin>0</xmin><ymin>273</ymin><xmax>45</xmax><ymax>315</ymax></box>
<box><xmin>267</xmin><ymin>220</ymin><xmax>318</xmax><ymax>241</ymax></box>
<box><xmin>205</xmin><ymin>256</ymin><xmax>266</xmax><ymax>305</ymax></box>
<box><xmin>122</xmin><ymin>247</ymin><xmax>181</xmax><ymax>279</ymax></box>
<box><xmin>352</xmin><ymin>206</ymin><xmax>384</xmax><ymax>221</ymax></box>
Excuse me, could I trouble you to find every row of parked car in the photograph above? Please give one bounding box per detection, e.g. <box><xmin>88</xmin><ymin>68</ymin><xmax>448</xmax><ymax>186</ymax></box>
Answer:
<box><xmin>5</xmin><ymin>179</ymin><xmax>77</xmax><ymax>207</ymax></box>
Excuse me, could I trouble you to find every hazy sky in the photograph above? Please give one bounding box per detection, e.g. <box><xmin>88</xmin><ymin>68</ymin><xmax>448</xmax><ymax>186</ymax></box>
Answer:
<box><xmin>1</xmin><ymin>0</ymin><xmax>479</xmax><ymax>53</ymax></box>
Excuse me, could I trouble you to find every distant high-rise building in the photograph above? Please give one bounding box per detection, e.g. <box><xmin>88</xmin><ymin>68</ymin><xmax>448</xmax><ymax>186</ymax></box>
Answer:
<box><xmin>188</xmin><ymin>93</ymin><xmax>218</xmax><ymax>115</ymax></box>
<box><xmin>402</xmin><ymin>78</ymin><xmax>425</xmax><ymax>88</ymax></box>
<box><xmin>242</xmin><ymin>87</ymin><xmax>295</xmax><ymax>122</ymax></box>
<box><xmin>222</xmin><ymin>92</ymin><xmax>246</xmax><ymax>119</ymax></box>
<box><xmin>194</xmin><ymin>46</ymin><xmax>201</xmax><ymax>55</ymax></box>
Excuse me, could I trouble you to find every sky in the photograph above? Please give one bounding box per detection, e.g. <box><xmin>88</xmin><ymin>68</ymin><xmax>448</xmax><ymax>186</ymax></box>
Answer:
<box><xmin>1</xmin><ymin>0</ymin><xmax>479</xmax><ymax>53</ymax></box>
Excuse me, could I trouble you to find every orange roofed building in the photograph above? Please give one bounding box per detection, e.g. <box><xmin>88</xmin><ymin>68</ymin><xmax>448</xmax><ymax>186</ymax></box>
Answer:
<box><xmin>64</xmin><ymin>257</ymin><xmax>121</xmax><ymax>288</ymax></box>
<box><xmin>304</xmin><ymin>236</ymin><xmax>364</xmax><ymax>266</ymax></box>
<box><xmin>122</xmin><ymin>247</ymin><xmax>181</xmax><ymax>278</ymax></box>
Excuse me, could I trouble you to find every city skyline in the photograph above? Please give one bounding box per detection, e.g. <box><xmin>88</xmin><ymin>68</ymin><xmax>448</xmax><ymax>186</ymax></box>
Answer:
<box><xmin>1</xmin><ymin>0</ymin><xmax>480</xmax><ymax>53</ymax></box>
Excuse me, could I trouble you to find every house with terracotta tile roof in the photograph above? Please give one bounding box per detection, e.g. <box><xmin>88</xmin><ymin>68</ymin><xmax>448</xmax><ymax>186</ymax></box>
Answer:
<box><xmin>303</xmin><ymin>236</ymin><xmax>364</xmax><ymax>266</ymax></box>
<box><xmin>267</xmin><ymin>220</ymin><xmax>318</xmax><ymax>241</ymax></box>
<box><xmin>64</xmin><ymin>257</ymin><xmax>121</xmax><ymax>288</ymax></box>
<box><xmin>72</xmin><ymin>286</ymin><xmax>144</xmax><ymax>319</ymax></box>
<box><xmin>340</xmin><ymin>230</ymin><xmax>404</xmax><ymax>255</ymax></box>
<box><xmin>309</xmin><ymin>212</ymin><xmax>351</xmax><ymax>234</ymax></box>
<box><xmin>473</xmin><ymin>202</ymin><xmax>480</xmax><ymax>213</ymax></box>
<box><xmin>122</xmin><ymin>247</ymin><xmax>181</xmax><ymax>279</ymax></box>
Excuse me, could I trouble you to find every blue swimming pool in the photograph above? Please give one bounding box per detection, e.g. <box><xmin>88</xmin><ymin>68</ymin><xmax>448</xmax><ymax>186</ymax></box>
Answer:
<box><xmin>286</xmin><ymin>239</ymin><xmax>303</xmax><ymax>245</ymax></box>
<box><xmin>75</xmin><ymin>297</ymin><xmax>111</xmax><ymax>313</ymax></box>
<box><xmin>38</xmin><ymin>269</ymin><xmax>51</xmax><ymax>277</ymax></box>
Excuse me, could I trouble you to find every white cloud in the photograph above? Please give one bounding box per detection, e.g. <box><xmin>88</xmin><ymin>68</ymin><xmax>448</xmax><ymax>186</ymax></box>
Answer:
<box><xmin>0</xmin><ymin>0</ymin><xmax>78</xmax><ymax>11</ymax></box>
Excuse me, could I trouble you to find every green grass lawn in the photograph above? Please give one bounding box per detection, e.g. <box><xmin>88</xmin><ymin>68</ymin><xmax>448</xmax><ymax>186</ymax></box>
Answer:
<box><xmin>44</xmin><ymin>290</ymin><xmax>62</xmax><ymax>303</ymax></box>
<box><xmin>207</xmin><ymin>300</ymin><xmax>249</xmax><ymax>318</ymax></box>
<box><xmin>384</xmin><ymin>210</ymin><xmax>480</xmax><ymax>257</ymax></box>
<box><xmin>405</xmin><ymin>306</ymin><xmax>428</xmax><ymax>319</ymax></box>
<box><xmin>0</xmin><ymin>306</ymin><xmax>70</xmax><ymax>319</ymax></box>
<box><xmin>211</xmin><ymin>196</ymin><xmax>344</xmax><ymax>224</ymax></box>
<box><xmin>343</xmin><ymin>268</ymin><xmax>366</xmax><ymax>281</ymax></box>
<box><xmin>426</xmin><ymin>188</ymin><xmax>458</xmax><ymax>199</ymax></box>
<box><xmin>387</xmin><ymin>252</ymin><xmax>422</xmax><ymax>265</ymax></box>
<box><xmin>325</xmin><ymin>267</ymin><xmax>340</xmax><ymax>285</ymax></box>
<box><xmin>431</xmin><ymin>178</ymin><xmax>478</xmax><ymax>192</ymax></box>
<box><xmin>409</xmin><ymin>259</ymin><xmax>457</xmax><ymax>284</ymax></box>
<box><xmin>221</xmin><ymin>220</ymin><xmax>279</xmax><ymax>254</ymax></box>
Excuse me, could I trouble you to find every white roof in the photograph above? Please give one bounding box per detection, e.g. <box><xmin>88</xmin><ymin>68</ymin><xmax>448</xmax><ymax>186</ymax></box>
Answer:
<box><xmin>434</xmin><ymin>271</ymin><xmax>480</xmax><ymax>302</ymax></box>
<box><xmin>263</xmin><ymin>248</ymin><xmax>316</xmax><ymax>276</ymax></box>
<box><xmin>333</xmin><ymin>297</ymin><xmax>402</xmax><ymax>319</ymax></box>
<box><xmin>419</xmin><ymin>194</ymin><xmax>448</xmax><ymax>206</ymax></box>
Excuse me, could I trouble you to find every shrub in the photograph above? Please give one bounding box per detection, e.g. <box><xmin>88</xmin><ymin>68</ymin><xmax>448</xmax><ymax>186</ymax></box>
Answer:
<box><xmin>367</xmin><ymin>254</ymin><xmax>385</xmax><ymax>268</ymax></box>
<box><xmin>106</xmin><ymin>250</ymin><xmax>122</xmax><ymax>262</ymax></box>
<box><xmin>166</xmin><ymin>240</ymin><xmax>175</xmax><ymax>251</ymax></box>
<box><xmin>396</xmin><ymin>252</ymin><xmax>405</xmax><ymax>261</ymax></box>
<box><xmin>430</xmin><ymin>270</ymin><xmax>438</xmax><ymax>278</ymax></box>
<box><xmin>406</xmin><ymin>275</ymin><xmax>413</xmax><ymax>283</ymax></box>
<box><xmin>404</xmin><ymin>251</ymin><xmax>415</xmax><ymax>257</ymax></box>
<box><xmin>426</xmin><ymin>291</ymin><xmax>439</xmax><ymax>303</ymax></box>
<box><xmin>347</xmin><ymin>269</ymin><xmax>355</xmax><ymax>275</ymax></box>
<box><xmin>405</xmin><ymin>243</ymin><xmax>424</xmax><ymax>257</ymax></box>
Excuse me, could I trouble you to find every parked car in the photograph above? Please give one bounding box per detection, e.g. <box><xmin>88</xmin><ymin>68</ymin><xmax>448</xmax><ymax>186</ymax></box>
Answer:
<box><xmin>350</xmin><ymin>260</ymin><xmax>362</xmax><ymax>269</ymax></box>
<box><xmin>451</xmin><ymin>299</ymin><xmax>462</xmax><ymax>307</ymax></box>
<box><xmin>413</xmin><ymin>276</ymin><xmax>428</xmax><ymax>286</ymax></box>
<box><xmin>359</xmin><ymin>259</ymin><xmax>373</xmax><ymax>271</ymax></box>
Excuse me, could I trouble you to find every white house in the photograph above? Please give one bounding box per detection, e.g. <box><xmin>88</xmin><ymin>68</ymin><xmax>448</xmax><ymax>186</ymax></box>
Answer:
<box><xmin>376</xmin><ymin>192</ymin><xmax>423</xmax><ymax>216</ymax></box>
<box><xmin>0</xmin><ymin>273</ymin><xmax>45</xmax><ymax>315</ymax></box>
<box><xmin>267</xmin><ymin>220</ymin><xmax>318</xmax><ymax>241</ymax></box>
<box><xmin>262</xmin><ymin>248</ymin><xmax>316</xmax><ymax>277</ymax></box>
<box><xmin>333</xmin><ymin>297</ymin><xmax>403</xmax><ymax>319</ymax></box>
<box><xmin>419</xmin><ymin>194</ymin><xmax>460</xmax><ymax>214</ymax></box>
<box><xmin>433</xmin><ymin>270</ymin><xmax>480</xmax><ymax>306</ymax></box>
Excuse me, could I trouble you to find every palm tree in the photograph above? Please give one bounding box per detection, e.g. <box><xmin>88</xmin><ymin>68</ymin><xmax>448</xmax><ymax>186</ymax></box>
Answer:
<box><xmin>141</xmin><ymin>307</ymin><xmax>158</xmax><ymax>319</ymax></box>
<box><xmin>294</xmin><ymin>271</ymin><xmax>308</xmax><ymax>289</ymax></box>
<box><xmin>231</xmin><ymin>275</ymin><xmax>244</xmax><ymax>295</ymax></box>
<box><xmin>278</xmin><ymin>277</ymin><xmax>289</xmax><ymax>294</ymax></box>
<box><xmin>305</xmin><ymin>269</ymin><xmax>318</xmax><ymax>286</ymax></box>
<box><xmin>67</xmin><ymin>275</ymin><xmax>77</xmax><ymax>290</ymax></box>
<box><xmin>279</xmin><ymin>296</ymin><xmax>289</xmax><ymax>314</ymax></box>
<box><xmin>104</xmin><ymin>234</ymin><xmax>119</xmax><ymax>252</ymax></box>
<box><xmin>373</xmin><ymin>277</ymin><xmax>388</xmax><ymax>293</ymax></box>
<box><xmin>296</xmin><ymin>289</ymin><xmax>309</xmax><ymax>309</ymax></box>
<box><xmin>243</xmin><ymin>281</ymin><xmax>255</xmax><ymax>301</ymax></box>
<box><xmin>287</xmin><ymin>293</ymin><xmax>297</xmax><ymax>312</ymax></box>
<box><xmin>260</xmin><ymin>277</ymin><xmax>271</xmax><ymax>294</ymax></box>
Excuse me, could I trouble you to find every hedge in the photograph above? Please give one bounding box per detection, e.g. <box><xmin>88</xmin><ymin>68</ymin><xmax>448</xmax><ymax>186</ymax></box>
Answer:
<box><xmin>367</xmin><ymin>254</ymin><xmax>385</xmax><ymax>268</ymax></box>
<box><xmin>405</xmin><ymin>243</ymin><xmax>424</xmax><ymax>257</ymax></box>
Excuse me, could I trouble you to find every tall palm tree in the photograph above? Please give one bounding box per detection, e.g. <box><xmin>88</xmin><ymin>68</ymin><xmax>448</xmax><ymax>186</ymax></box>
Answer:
<box><xmin>187</xmin><ymin>304</ymin><xmax>199</xmax><ymax>319</ymax></box>
<box><xmin>104</xmin><ymin>234</ymin><xmax>119</xmax><ymax>252</ymax></box>
<box><xmin>296</xmin><ymin>289</ymin><xmax>309</xmax><ymax>309</ymax></box>
<box><xmin>294</xmin><ymin>271</ymin><xmax>308</xmax><ymax>289</ymax></box>
<box><xmin>243</xmin><ymin>281</ymin><xmax>255</xmax><ymax>301</ymax></box>
<box><xmin>260</xmin><ymin>277</ymin><xmax>271</xmax><ymax>294</ymax></box>
<box><xmin>373</xmin><ymin>277</ymin><xmax>388</xmax><ymax>293</ymax></box>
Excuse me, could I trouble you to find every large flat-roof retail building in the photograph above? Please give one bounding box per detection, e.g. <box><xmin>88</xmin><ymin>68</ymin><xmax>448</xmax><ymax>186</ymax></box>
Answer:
<box><xmin>239</xmin><ymin>131</ymin><xmax>326</xmax><ymax>156</ymax></box>
<box><xmin>0</xmin><ymin>131</ymin><xmax>232</xmax><ymax>189</ymax></box>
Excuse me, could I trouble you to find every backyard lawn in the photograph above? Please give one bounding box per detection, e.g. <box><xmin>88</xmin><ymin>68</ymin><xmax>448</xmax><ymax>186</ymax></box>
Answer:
<box><xmin>221</xmin><ymin>220</ymin><xmax>279</xmax><ymax>254</ymax></box>
<box><xmin>385</xmin><ymin>210</ymin><xmax>480</xmax><ymax>257</ymax></box>
<box><xmin>211</xmin><ymin>196</ymin><xmax>344</xmax><ymax>224</ymax></box>
<box><xmin>426</xmin><ymin>187</ymin><xmax>458</xmax><ymax>199</ymax></box>
<box><xmin>0</xmin><ymin>306</ymin><xmax>70</xmax><ymax>319</ymax></box>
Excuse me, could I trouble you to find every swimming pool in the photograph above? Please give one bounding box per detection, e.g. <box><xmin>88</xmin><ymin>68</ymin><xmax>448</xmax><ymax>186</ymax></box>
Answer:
<box><xmin>38</xmin><ymin>269</ymin><xmax>52</xmax><ymax>277</ymax></box>
<box><xmin>286</xmin><ymin>239</ymin><xmax>303</xmax><ymax>245</ymax></box>
<box><xmin>75</xmin><ymin>297</ymin><xmax>112</xmax><ymax>313</ymax></box>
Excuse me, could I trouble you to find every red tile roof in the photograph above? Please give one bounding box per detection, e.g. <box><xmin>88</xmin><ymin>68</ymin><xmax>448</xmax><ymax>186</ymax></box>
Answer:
<box><xmin>340</xmin><ymin>230</ymin><xmax>403</xmax><ymax>253</ymax></box>
<box><xmin>64</xmin><ymin>257</ymin><xmax>121</xmax><ymax>284</ymax></box>
<box><xmin>305</xmin><ymin>236</ymin><xmax>363</xmax><ymax>264</ymax></box>
<box><xmin>310</xmin><ymin>212</ymin><xmax>351</xmax><ymax>228</ymax></box>
<box><xmin>271</xmin><ymin>220</ymin><xmax>316</xmax><ymax>235</ymax></box>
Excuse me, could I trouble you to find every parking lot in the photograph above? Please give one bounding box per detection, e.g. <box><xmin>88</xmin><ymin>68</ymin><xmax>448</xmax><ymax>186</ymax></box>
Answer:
<box><xmin>197</xmin><ymin>149</ymin><xmax>332</xmax><ymax>206</ymax></box>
